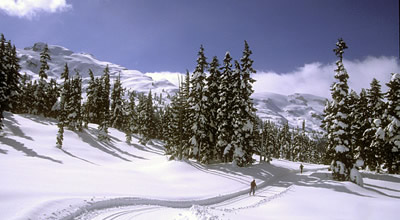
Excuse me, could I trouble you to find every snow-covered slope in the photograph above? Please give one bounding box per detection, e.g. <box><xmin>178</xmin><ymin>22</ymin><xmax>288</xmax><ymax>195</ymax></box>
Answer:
<box><xmin>0</xmin><ymin>112</ymin><xmax>398</xmax><ymax>220</ymax></box>
<box><xmin>253</xmin><ymin>92</ymin><xmax>327</xmax><ymax>132</ymax></box>
<box><xmin>17</xmin><ymin>42</ymin><xmax>177</xmax><ymax>94</ymax></box>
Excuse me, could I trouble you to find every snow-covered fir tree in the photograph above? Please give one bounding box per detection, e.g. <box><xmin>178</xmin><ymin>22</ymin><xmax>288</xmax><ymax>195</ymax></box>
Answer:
<box><xmin>110</xmin><ymin>74</ymin><xmax>125</xmax><ymax>130</ymax></box>
<box><xmin>5</xmin><ymin>42</ymin><xmax>21</xmax><ymax>113</ymax></box>
<box><xmin>67</xmin><ymin>70</ymin><xmax>82</xmax><ymax>131</ymax></box>
<box><xmin>58</xmin><ymin>63</ymin><xmax>70</xmax><ymax>129</ymax></box>
<box><xmin>98</xmin><ymin>66</ymin><xmax>111</xmax><ymax>141</ymax></box>
<box><xmin>0</xmin><ymin>34</ymin><xmax>8</xmax><ymax>129</ymax></box>
<box><xmin>206</xmin><ymin>56</ymin><xmax>222</xmax><ymax>156</ymax></box>
<box><xmin>33</xmin><ymin>44</ymin><xmax>51</xmax><ymax>116</ymax></box>
<box><xmin>382</xmin><ymin>73</ymin><xmax>400</xmax><ymax>173</ymax></box>
<box><xmin>124</xmin><ymin>91</ymin><xmax>137</xmax><ymax>143</ymax></box>
<box><xmin>326</xmin><ymin>38</ymin><xmax>353</xmax><ymax>181</ymax></box>
<box><xmin>364</xmin><ymin>78</ymin><xmax>386</xmax><ymax>171</ymax></box>
<box><xmin>56</xmin><ymin>122</ymin><xmax>64</xmax><ymax>149</ymax></box>
<box><xmin>0</xmin><ymin>34</ymin><xmax>20</xmax><ymax>129</ymax></box>
<box><xmin>279</xmin><ymin>122</ymin><xmax>292</xmax><ymax>160</ymax></box>
<box><xmin>216</xmin><ymin>52</ymin><xmax>235</xmax><ymax>162</ymax></box>
<box><xmin>188</xmin><ymin>45</ymin><xmax>212</xmax><ymax>163</ymax></box>
<box><xmin>239</xmin><ymin>40</ymin><xmax>257</xmax><ymax>165</ymax></box>
<box><xmin>136</xmin><ymin>91</ymin><xmax>156</xmax><ymax>144</ymax></box>
<box><xmin>83</xmin><ymin>69</ymin><xmax>96</xmax><ymax>127</ymax></box>
<box><xmin>349</xmin><ymin>89</ymin><xmax>368</xmax><ymax>169</ymax></box>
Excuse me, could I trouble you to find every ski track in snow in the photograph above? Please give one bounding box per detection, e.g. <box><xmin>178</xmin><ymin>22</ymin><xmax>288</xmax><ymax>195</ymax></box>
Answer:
<box><xmin>61</xmin><ymin>168</ymin><xmax>323</xmax><ymax>220</ymax></box>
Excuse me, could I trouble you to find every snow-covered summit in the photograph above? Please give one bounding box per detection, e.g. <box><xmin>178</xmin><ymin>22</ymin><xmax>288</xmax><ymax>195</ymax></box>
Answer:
<box><xmin>253</xmin><ymin>92</ymin><xmax>326</xmax><ymax>132</ymax></box>
<box><xmin>17</xmin><ymin>42</ymin><xmax>177</xmax><ymax>94</ymax></box>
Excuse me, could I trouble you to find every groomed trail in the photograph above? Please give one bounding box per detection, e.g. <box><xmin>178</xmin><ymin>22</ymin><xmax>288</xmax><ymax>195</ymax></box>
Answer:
<box><xmin>66</xmin><ymin>166</ymin><xmax>328</xmax><ymax>220</ymax></box>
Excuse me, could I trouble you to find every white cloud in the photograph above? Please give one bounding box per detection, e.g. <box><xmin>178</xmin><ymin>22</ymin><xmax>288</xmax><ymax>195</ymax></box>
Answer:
<box><xmin>145</xmin><ymin>71</ymin><xmax>183</xmax><ymax>87</ymax></box>
<box><xmin>145</xmin><ymin>56</ymin><xmax>399</xmax><ymax>98</ymax></box>
<box><xmin>0</xmin><ymin>0</ymin><xmax>71</xmax><ymax>19</ymax></box>
<box><xmin>254</xmin><ymin>56</ymin><xmax>400</xmax><ymax>98</ymax></box>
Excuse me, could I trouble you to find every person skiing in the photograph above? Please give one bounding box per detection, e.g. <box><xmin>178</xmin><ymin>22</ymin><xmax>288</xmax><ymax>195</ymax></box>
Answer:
<box><xmin>249</xmin><ymin>179</ymin><xmax>257</xmax><ymax>196</ymax></box>
<box><xmin>300</xmin><ymin>163</ymin><xmax>304</xmax><ymax>174</ymax></box>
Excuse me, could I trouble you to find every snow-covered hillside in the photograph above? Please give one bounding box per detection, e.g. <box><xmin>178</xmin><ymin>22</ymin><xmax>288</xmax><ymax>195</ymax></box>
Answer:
<box><xmin>253</xmin><ymin>92</ymin><xmax>326</xmax><ymax>132</ymax></box>
<box><xmin>17</xmin><ymin>43</ymin><xmax>327</xmax><ymax>131</ymax></box>
<box><xmin>17</xmin><ymin>42</ymin><xmax>177</xmax><ymax>95</ymax></box>
<box><xmin>0</xmin><ymin>112</ymin><xmax>399</xmax><ymax>220</ymax></box>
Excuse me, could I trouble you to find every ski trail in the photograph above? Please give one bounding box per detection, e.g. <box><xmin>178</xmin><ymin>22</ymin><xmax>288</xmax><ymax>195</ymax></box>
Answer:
<box><xmin>51</xmin><ymin>166</ymin><xmax>327</xmax><ymax>220</ymax></box>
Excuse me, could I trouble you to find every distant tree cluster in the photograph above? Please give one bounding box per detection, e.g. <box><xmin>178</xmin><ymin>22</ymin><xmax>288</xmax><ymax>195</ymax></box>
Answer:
<box><xmin>323</xmin><ymin>38</ymin><xmax>400</xmax><ymax>180</ymax></box>
<box><xmin>257</xmin><ymin>120</ymin><xmax>326</xmax><ymax>164</ymax></box>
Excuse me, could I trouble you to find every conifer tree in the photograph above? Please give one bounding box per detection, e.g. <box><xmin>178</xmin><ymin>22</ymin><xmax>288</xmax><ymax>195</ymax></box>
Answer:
<box><xmin>0</xmin><ymin>35</ymin><xmax>21</xmax><ymax>128</ymax></box>
<box><xmin>239</xmin><ymin>41</ymin><xmax>257</xmax><ymax>165</ymax></box>
<box><xmin>382</xmin><ymin>73</ymin><xmax>400</xmax><ymax>173</ymax></box>
<box><xmin>206</xmin><ymin>57</ymin><xmax>222</xmax><ymax>155</ymax></box>
<box><xmin>58</xmin><ymin>63</ymin><xmax>70</xmax><ymax>129</ymax></box>
<box><xmin>5</xmin><ymin>43</ymin><xmax>21</xmax><ymax>113</ymax></box>
<box><xmin>350</xmin><ymin>89</ymin><xmax>368</xmax><ymax>169</ymax></box>
<box><xmin>34</xmin><ymin>44</ymin><xmax>51</xmax><ymax>116</ymax></box>
<box><xmin>216</xmin><ymin>52</ymin><xmax>235</xmax><ymax>162</ymax></box>
<box><xmin>111</xmin><ymin>74</ymin><xmax>125</xmax><ymax>130</ymax></box>
<box><xmin>327</xmin><ymin>38</ymin><xmax>353</xmax><ymax>181</ymax></box>
<box><xmin>98</xmin><ymin>66</ymin><xmax>111</xmax><ymax>141</ymax></box>
<box><xmin>188</xmin><ymin>45</ymin><xmax>211</xmax><ymax>162</ymax></box>
<box><xmin>83</xmin><ymin>69</ymin><xmax>98</xmax><ymax>126</ymax></box>
<box><xmin>67</xmin><ymin>70</ymin><xmax>82</xmax><ymax>130</ymax></box>
<box><xmin>364</xmin><ymin>78</ymin><xmax>385</xmax><ymax>171</ymax></box>
<box><xmin>0</xmin><ymin>34</ymin><xmax>7</xmax><ymax>129</ymax></box>
<box><xmin>56</xmin><ymin>122</ymin><xmax>64</xmax><ymax>149</ymax></box>
<box><xmin>231</xmin><ymin>61</ymin><xmax>246</xmax><ymax>166</ymax></box>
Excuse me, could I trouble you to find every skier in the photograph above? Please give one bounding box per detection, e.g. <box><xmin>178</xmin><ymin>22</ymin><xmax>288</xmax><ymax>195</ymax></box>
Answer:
<box><xmin>300</xmin><ymin>163</ymin><xmax>304</xmax><ymax>174</ymax></box>
<box><xmin>249</xmin><ymin>179</ymin><xmax>257</xmax><ymax>196</ymax></box>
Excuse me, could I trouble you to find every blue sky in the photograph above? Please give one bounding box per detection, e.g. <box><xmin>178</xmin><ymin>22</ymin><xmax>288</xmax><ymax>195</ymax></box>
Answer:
<box><xmin>0</xmin><ymin>0</ymin><xmax>398</xmax><ymax>74</ymax></box>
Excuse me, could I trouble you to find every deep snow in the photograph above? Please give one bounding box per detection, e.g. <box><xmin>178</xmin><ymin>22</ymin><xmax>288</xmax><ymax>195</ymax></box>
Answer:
<box><xmin>0</xmin><ymin>112</ymin><xmax>399</xmax><ymax>220</ymax></box>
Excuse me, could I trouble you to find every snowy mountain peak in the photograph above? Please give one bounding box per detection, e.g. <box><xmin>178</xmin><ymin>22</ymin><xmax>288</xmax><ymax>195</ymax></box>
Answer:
<box><xmin>17</xmin><ymin>42</ymin><xmax>177</xmax><ymax>94</ymax></box>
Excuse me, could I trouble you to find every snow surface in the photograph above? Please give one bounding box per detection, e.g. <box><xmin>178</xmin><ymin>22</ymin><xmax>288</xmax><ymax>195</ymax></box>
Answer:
<box><xmin>1</xmin><ymin>112</ymin><xmax>399</xmax><ymax>220</ymax></box>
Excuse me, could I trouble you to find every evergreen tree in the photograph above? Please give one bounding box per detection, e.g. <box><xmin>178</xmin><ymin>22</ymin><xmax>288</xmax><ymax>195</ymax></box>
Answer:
<box><xmin>33</xmin><ymin>44</ymin><xmax>51</xmax><ymax>116</ymax></box>
<box><xmin>279</xmin><ymin>122</ymin><xmax>292</xmax><ymax>160</ymax></box>
<box><xmin>136</xmin><ymin>92</ymin><xmax>155</xmax><ymax>144</ymax></box>
<box><xmin>39</xmin><ymin>44</ymin><xmax>50</xmax><ymax>80</ymax></box>
<box><xmin>56</xmin><ymin>122</ymin><xmax>64</xmax><ymax>149</ymax></box>
<box><xmin>239</xmin><ymin>41</ymin><xmax>257</xmax><ymax>165</ymax></box>
<box><xmin>188</xmin><ymin>45</ymin><xmax>211</xmax><ymax>163</ymax></box>
<box><xmin>5</xmin><ymin>43</ymin><xmax>21</xmax><ymax>113</ymax></box>
<box><xmin>111</xmin><ymin>74</ymin><xmax>125</xmax><ymax>130</ymax></box>
<box><xmin>364</xmin><ymin>78</ymin><xmax>385</xmax><ymax>171</ymax></box>
<box><xmin>382</xmin><ymin>73</ymin><xmax>400</xmax><ymax>173</ymax></box>
<box><xmin>0</xmin><ymin>35</ymin><xmax>21</xmax><ymax>128</ymax></box>
<box><xmin>58</xmin><ymin>63</ymin><xmax>70</xmax><ymax>129</ymax></box>
<box><xmin>327</xmin><ymin>38</ymin><xmax>353</xmax><ymax>181</ymax></box>
<box><xmin>0</xmin><ymin>34</ymin><xmax>7</xmax><ymax>129</ymax></box>
<box><xmin>231</xmin><ymin>61</ymin><xmax>246</xmax><ymax>166</ymax></box>
<box><xmin>216</xmin><ymin>52</ymin><xmax>235</xmax><ymax>162</ymax></box>
<box><xmin>97</xmin><ymin>66</ymin><xmax>111</xmax><ymax>141</ymax></box>
<box><xmin>83</xmin><ymin>69</ymin><xmax>97</xmax><ymax>127</ymax></box>
<box><xmin>350</xmin><ymin>89</ymin><xmax>368</xmax><ymax>169</ymax></box>
<box><xmin>67</xmin><ymin>70</ymin><xmax>82</xmax><ymax>130</ymax></box>
<box><xmin>206</xmin><ymin>57</ymin><xmax>222</xmax><ymax>157</ymax></box>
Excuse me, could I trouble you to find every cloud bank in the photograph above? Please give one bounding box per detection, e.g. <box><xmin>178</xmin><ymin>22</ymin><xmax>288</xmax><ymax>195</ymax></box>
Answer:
<box><xmin>0</xmin><ymin>0</ymin><xmax>71</xmax><ymax>18</ymax></box>
<box><xmin>253</xmin><ymin>56</ymin><xmax>400</xmax><ymax>98</ymax></box>
<box><xmin>146</xmin><ymin>56</ymin><xmax>400</xmax><ymax>99</ymax></box>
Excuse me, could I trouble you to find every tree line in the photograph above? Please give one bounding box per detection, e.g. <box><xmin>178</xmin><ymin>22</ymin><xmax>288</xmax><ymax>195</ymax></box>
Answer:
<box><xmin>0</xmin><ymin>33</ymin><xmax>328</xmax><ymax>167</ymax></box>
<box><xmin>323</xmin><ymin>38</ymin><xmax>400</xmax><ymax>179</ymax></box>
